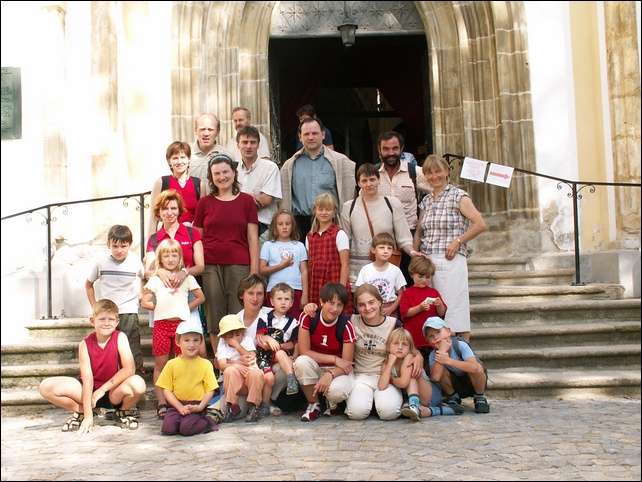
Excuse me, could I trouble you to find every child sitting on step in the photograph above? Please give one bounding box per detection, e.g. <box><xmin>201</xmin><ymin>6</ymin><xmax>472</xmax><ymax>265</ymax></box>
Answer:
<box><xmin>38</xmin><ymin>299</ymin><xmax>147</xmax><ymax>433</ymax></box>
<box><xmin>379</xmin><ymin>327</ymin><xmax>464</xmax><ymax>420</ymax></box>
<box><xmin>423</xmin><ymin>317</ymin><xmax>490</xmax><ymax>413</ymax></box>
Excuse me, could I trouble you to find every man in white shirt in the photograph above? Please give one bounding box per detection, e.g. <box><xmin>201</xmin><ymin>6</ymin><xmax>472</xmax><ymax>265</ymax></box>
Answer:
<box><xmin>235</xmin><ymin>125</ymin><xmax>282</xmax><ymax>245</ymax></box>
<box><xmin>225</xmin><ymin>107</ymin><xmax>271</xmax><ymax>163</ymax></box>
<box><xmin>376</xmin><ymin>131</ymin><xmax>430</xmax><ymax>284</ymax></box>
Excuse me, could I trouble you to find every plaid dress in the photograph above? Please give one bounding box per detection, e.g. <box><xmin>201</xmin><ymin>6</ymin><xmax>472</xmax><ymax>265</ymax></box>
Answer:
<box><xmin>307</xmin><ymin>223</ymin><xmax>354</xmax><ymax>315</ymax></box>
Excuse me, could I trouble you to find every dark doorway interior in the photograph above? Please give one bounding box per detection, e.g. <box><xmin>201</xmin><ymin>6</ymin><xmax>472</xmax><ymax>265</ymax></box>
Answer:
<box><xmin>269</xmin><ymin>35</ymin><xmax>430</xmax><ymax>166</ymax></box>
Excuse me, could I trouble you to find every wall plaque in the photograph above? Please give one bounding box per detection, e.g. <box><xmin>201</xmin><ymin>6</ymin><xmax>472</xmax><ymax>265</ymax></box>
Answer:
<box><xmin>1</xmin><ymin>67</ymin><xmax>22</xmax><ymax>140</ymax></box>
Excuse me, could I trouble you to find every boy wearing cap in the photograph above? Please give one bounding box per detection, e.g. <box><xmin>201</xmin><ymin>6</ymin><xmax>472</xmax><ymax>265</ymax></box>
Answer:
<box><xmin>423</xmin><ymin>317</ymin><xmax>490</xmax><ymax>413</ymax></box>
<box><xmin>156</xmin><ymin>320</ymin><xmax>219</xmax><ymax>436</ymax></box>
<box><xmin>215</xmin><ymin>314</ymin><xmax>265</xmax><ymax>423</ymax></box>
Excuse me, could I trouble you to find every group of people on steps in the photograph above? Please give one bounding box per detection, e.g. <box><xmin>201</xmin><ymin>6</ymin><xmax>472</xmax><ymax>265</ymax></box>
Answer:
<box><xmin>39</xmin><ymin>105</ymin><xmax>489</xmax><ymax>436</ymax></box>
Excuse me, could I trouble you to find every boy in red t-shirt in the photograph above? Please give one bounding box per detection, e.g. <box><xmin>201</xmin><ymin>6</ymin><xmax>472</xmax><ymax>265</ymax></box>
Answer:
<box><xmin>294</xmin><ymin>282</ymin><xmax>357</xmax><ymax>421</ymax></box>
<box><xmin>399</xmin><ymin>257</ymin><xmax>447</xmax><ymax>360</ymax></box>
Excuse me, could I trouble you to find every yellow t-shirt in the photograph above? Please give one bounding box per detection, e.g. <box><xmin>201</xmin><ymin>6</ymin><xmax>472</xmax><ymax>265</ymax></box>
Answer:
<box><xmin>156</xmin><ymin>356</ymin><xmax>218</xmax><ymax>401</ymax></box>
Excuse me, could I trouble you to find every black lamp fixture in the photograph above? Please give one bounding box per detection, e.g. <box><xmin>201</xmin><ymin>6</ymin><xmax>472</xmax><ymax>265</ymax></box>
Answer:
<box><xmin>337</xmin><ymin>1</ymin><xmax>358</xmax><ymax>47</ymax></box>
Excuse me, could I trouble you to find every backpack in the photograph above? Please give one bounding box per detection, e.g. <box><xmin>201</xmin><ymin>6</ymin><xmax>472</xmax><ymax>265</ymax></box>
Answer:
<box><xmin>309</xmin><ymin>313</ymin><xmax>351</xmax><ymax>346</ymax></box>
<box><xmin>451</xmin><ymin>336</ymin><xmax>483</xmax><ymax>366</ymax></box>
<box><xmin>161</xmin><ymin>175</ymin><xmax>201</xmax><ymax>199</ymax></box>
<box><xmin>422</xmin><ymin>336</ymin><xmax>486</xmax><ymax>376</ymax></box>
<box><xmin>150</xmin><ymin>225</ymin><xmax>194</xmax><ymax>251</ymax></box>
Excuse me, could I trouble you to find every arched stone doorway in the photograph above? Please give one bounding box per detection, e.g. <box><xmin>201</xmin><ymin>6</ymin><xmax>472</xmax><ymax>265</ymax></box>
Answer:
<box><xmin>171</xmin><ymin>1</ymin><xmax>540</xmax><ymax>254</ymax></box>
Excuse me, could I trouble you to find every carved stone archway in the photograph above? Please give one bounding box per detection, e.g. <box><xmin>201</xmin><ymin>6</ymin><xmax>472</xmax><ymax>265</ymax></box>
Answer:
<box><xmin>171</xmin><ymin>1</ymin><xmax>540</xmax><ymax>253</ymax></box>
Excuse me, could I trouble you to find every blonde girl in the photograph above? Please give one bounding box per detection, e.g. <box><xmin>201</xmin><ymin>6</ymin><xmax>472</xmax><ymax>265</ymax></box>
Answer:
<box><xmin>259</xmin><ymin>209</ymin><xmax>309</xmax><ymax>318</ymax></box>
<box><xmin>306</xmin><ymin>193</ymin><xmax>353</xmax><ymax>314</ymax></box>
<box><xmin>379</xmin><ymin>327</ymin><xmax>463</xmax><ymax>420</ymax></box>
<box><xmin>141</xmin><ymin>238</ymin><xmax>205</xmax><ymax>419</ymax></box>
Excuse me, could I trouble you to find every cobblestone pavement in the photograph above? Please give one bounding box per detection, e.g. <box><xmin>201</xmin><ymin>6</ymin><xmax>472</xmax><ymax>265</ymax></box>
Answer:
<box><xmin>1</xmin><ymin>395</ymin><xmax>640</xmax><ymax>481</ymax></box>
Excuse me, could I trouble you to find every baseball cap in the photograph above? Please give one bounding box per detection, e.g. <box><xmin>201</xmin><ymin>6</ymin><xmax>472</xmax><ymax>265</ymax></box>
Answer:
<box><xmin>176</xmin><ymin>321</ymin><xmax>203</xmax><ymax>336</ymax></box>
<box><xmin>422</xmin><ymin>317</ymin><xmax>447</xmax><ymax>336</ymax></box>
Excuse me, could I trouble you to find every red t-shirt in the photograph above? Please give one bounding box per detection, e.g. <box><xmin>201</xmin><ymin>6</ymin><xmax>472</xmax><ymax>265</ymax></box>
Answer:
<box><xmin>399</xmin><ymin>285</ymin><xmax>447</xmax><ymax>348</ymax></box>
<box><xmin>146</xmin><ymin>223</ymin><xmax>201</xmax><ymax>268</ymax></box>
<box><xmin>298</xmin><ymin>312</ymin><xmax>357</xmax><ymax>364</ymax></box>
<box><xmin>193</xmin><ymin>193</ymin><xmax>258</xmax><ymax>265</ymax></box>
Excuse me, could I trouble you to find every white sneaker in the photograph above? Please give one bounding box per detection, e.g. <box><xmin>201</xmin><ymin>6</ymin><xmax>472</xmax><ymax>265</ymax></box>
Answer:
<box><xmin>401</xmin><ymin>404</ymin><xmax>421</xmax><ymax>421</ymax></box>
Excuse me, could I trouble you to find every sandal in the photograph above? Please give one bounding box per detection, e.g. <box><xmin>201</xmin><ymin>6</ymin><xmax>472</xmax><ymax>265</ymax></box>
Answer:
<box><xmin>269</xmin><ymin>404</ymin><xmax>283</xmax><ymax>417</ymax></box>
<box><xmin>115</xmin><ymin>410</ymin><xmax>139</xmax><ymax>430</ymax></box>
<box><xmin>474</xmin><ymin>396</ymin><xmax>490</xmax><ymax>414</ymax></box>
<box><xmin>61</xmin><ymin>412</ymin><xmax>83</xmax><ymax>432</ymax></box>
<box><xmin>206</xmin><ymin>406</ymin><xmax>225</xmax><ymax>424</ymax></box>
<box><xmin>157</xmin><ymin>403</ymin><xmax>169</xmax><ymax>419</ymax></box>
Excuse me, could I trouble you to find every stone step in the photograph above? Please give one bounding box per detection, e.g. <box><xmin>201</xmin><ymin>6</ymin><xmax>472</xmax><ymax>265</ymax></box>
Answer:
<box><xmin>3</xmin><ymin>341</ymin><xmax>639</xmax><ymax>385</ymax></box>
<box><xmin>1</xmin><ymin>338</ymin><xmax>155</xmax><ymax>365</ymax></box>
<box><xmin>477</xmin><ymin>344</ymin><xmax>641</xmax><ymax>370</ymax></box>
<box><xmin>3</xmin><ymin>367</ymin><xmax>639</xmax><ymax>409</ymax></box>
<box><xmin>0</xmin><ymin>358</ymin><xmax>157</xmax><ymax>389</ymax></box>
<box><xmin>470</xmin><ymin>321</ymin><xmax>641</xmax><ymax>350</ymax></box>
<box><xmin>468</xmin><ymin>268</ymin><xmax>576</xmax><ymax>286</ymax></box>
<box><xmin>487</xmin><ymin>368</ymin><xmax>641</xmax><ymax>398</ymax></box>
<box><xmin>470</xmin><ymin>298</ymin><xmax>641</xmax><ymax>325</ymax></box>
<box><xmin>5</xmin><ymin>321</ymin><xmax>639</xmax><ymax>366</ymax></box>
<box><xmin>24</xmin><ymin>317</ymin><xmax>153</xmax><ymax>341</ymax></box>
<box><xmin>467</xmin><ymin>256</ymin><xmax>530</xmax><ymax>272</ymax></box>
<box><xmin>469</xmin><ymin>283</ymin><xmax>625</xmax><ymax>303</ymax></box>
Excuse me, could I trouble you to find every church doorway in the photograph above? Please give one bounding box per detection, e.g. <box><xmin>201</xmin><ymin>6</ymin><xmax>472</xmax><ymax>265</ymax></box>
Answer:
<box><xmin>269</xmin><ymin>34</ymin><xmax>430</xmax><ymax>167</ymax></box>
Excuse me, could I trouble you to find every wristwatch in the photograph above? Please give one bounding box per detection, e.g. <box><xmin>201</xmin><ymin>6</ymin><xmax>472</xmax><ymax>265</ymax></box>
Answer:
<box><xmin>182</xmin><ymin>268</ymin><xmax>189</xmax><ymax>276</ymax></box>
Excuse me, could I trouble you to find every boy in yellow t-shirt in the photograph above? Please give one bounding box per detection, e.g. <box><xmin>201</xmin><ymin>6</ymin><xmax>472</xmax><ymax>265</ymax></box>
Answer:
<box><xmin>156</xmin><ymin>321</ymin><xmax>219</xmax><ymax>436</ymax></box>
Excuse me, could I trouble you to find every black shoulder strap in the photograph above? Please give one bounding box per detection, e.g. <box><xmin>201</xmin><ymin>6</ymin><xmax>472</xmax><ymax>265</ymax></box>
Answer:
<box><xmin>266</xmin><ymin>311</ymin><xmax>275</xmax><ymax>329</ymax></box>
<box><xmin>383</xmin><ymin>196</ymin><xmax>393</xmax><ymax>214</ymax></box>
<box><xmin>161</xmin><ymin>175</ymin><xmax>200</xmax><ymax>199</ymax></box>
<box><xmin>281</xmin><ymin>314</ymin><xmax>296</xmax><ymax>336</ymax></box>
<box><xmin>309</xmin><ymin>313</ymin><xmax>319</xmax><ymax>335</ymax></box>
<box><xmin>161</xmin><ymin>175</ymin><xmax>170</xmax><ymax>192</ymax></box>
<box><xmin>451</xmin><ymin>337</ymin><xmax>463</xmax><ymax>360</ymax></box>
<box><xmin>335</xmin><ymin>314</ymin><xmax>350</xmax><ymax>344</ymax></box>
<box><xmin>452</xmin><ymin>336</ymin><xmax>481</xmax><ymax>363</ymax></box>
<box><xmin>309</xmin><ymin>313</ymin><xmax>349</xmax><ymax>346</ymax></box>
<box><xmin>408</xmin><ymin>162</ymin><xmax>417</xmax><ymax>187</ymax></box>
<box><xmin>152</xmin><ymin>225</ymin><xmax>193</xmax><ymax>251</ymax></box>
<box><xmin>349</xmin><ymin>197</ymin><xmax>358</xmax><ymax>216</ymax></box>
<box><xmin>192</xmin><ymin>176</ymin><xmax>201</xmax><ymax>199</ymax></box>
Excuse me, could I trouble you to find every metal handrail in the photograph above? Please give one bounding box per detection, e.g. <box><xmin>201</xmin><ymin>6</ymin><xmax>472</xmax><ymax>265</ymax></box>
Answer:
<box><xmin>2</xmin><ymin>157</ymin><xmax>640</xmax><ymax>320</ymax></box>
<box><xmin>443</xmin><ymin>153</ymin><xmax>641</xmax><ymax>286</ymax></box>
<box><xmin>1</xmin><ymin>191</ymin><xmax>150</xmax><ymax>319</ymax></box>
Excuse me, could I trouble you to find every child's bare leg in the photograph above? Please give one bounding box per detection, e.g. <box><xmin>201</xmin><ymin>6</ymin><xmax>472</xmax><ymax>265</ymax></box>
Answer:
<box><xmin>262</xmin><ymin>371</ymin><xmax>275</xmax><ymax>404</ymax></box>
<box><xmin>438</xmin><ymin>371</ymin><xmax>455</xmax><ymax>395</ymax></box>
<box><xmin>112</xmin><ymin>375</ymin><xmax>146</xmax><ymax>411</ymax></box>
<box><xmin>154</xmin><ymin>354</ymin><xmax>170</xmax><ymax>406</ymax></box>
<box><xmin>417</xmin><ymin>376</ymin><xmax>433</xmax><ymax>407</ymax></box>
<box><xmin>38</xmin><ymin>376</ymin><xmax>83</xmax><ymax>412</ymax></box>
<box><xmin>468</xmin><ymin>361</ymin><xmax>487</xmax><ymax>395</ymax></box>
<box><xmin>274</xmin><ymin>350</ymin><xmax>294</xmax><ymax>375</ymax></box>
<box><xmin>275</xmin><ymin>351</ymin><xmax>299</xmax><ymax>395</ymax></box>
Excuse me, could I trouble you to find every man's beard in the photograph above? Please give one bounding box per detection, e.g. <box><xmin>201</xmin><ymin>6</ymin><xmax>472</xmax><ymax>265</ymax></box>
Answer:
<box><xmin>382</xmin><ymin>154</ymin><xmax>400</xmax><ymax>167</ymax></box>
